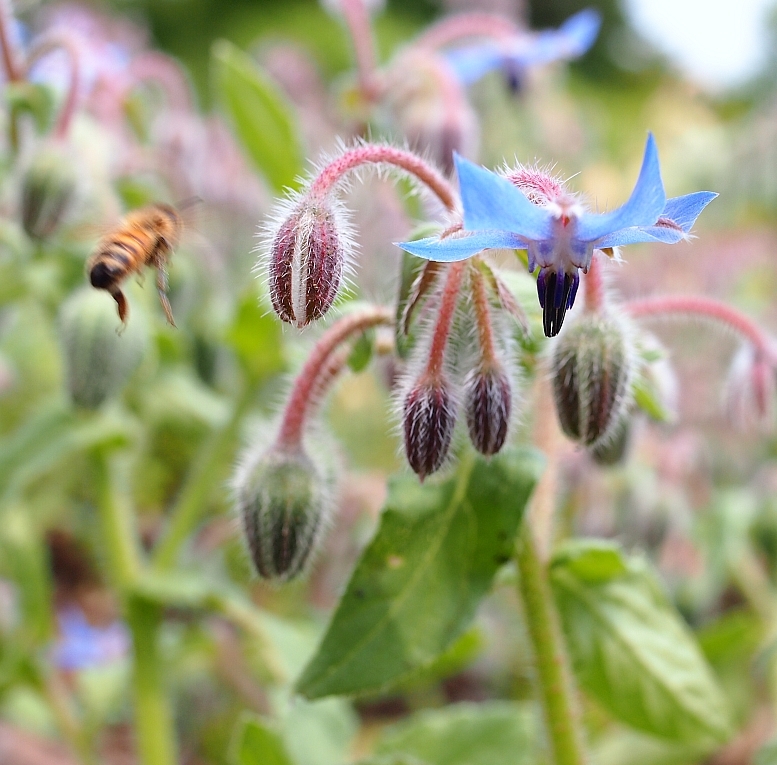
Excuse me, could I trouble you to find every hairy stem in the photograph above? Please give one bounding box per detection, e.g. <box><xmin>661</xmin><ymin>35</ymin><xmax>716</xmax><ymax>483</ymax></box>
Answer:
<box><xmin>469</xmin><ymin>262</ymin><xmax>497</xmax><ymax>366</ymax></box>
<box><xmin>0</xmin><ymin>0</ymin><xmax>21</xmax><ymax>82</ymax></box>
<box><xmin>582</xmin><ymin>252</ymin><xmax>606</xmax><ymax>313</ymax></box>
<box><xmin>626</xmin><ymin>295</ymin><xmax>777</xmax><ymax>363</ymax></box>
<box><xmin>516</xmin><ymin>521</ymin><xmax>587</xmax><ymax>765</ymax></box>
<box><xmin>26</xmin><ymin>34</ymin><xmax>82</xmax><ymax>139</ymax></box>
<box><xmin>413</xmin><ymin>12</ymin><xmax>521</xmax><ymax>49</ymax></box>
<box><xmin>128</xmin><ymin>52</ymin><xmax>193</xmax><ymax>112</ymax></box>
<box><xmin>276</xmin><ymin>306</ymin><xmax>393</xmax><ymax>449</ymax></box>
<box><xmin>309</xmin><ymin>144</ymin><xmax>458</xmax><ymax>212</ymax></box>
<box><xmin>426</xmin><ymin>262</ymin><xmax>465</xmax><ymax>379</ymax></box>
<box><xmin>338</xmin><ymin>0</ymin><xmax>379</xmax><ymax>100</ymax></box>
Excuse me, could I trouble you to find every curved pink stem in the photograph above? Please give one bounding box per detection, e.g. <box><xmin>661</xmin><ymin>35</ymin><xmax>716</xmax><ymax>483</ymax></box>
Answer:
<box><xmin>626</xmin><ymin>295</ymin><xmax>777</xmax><ymax>363</ymax></box>
<box><xmin>276</xmin><ymin>306</ymin><xmax>393</xmax><ymax>449</ymax></box>
<box><xmin>309</xmin><ymin>143</ymin><xmax>458</xmax><ymax>212</ymax></box>
<box><xmin>338</xmin><ymin>0</ymin><xmax>380</xmax><ymax>100</ymax></box>
<box><xmin>413</xmin><ymin>13</ymin><xmax>522</xmax><ymax>50</ymax></box>
<box><xmin>26</xmin><ymin>33</ymin><xmax>82</xmax><ymax>139</ymax></box>
<box><xmin>0</xmin><ymin>0</ymin><xmax>21</xmax><ymax>82</ymax></box>
<box><xmin>128</xmin><ymin>51</ymin><xmax>192</xmax><ymax>112</ymax></box>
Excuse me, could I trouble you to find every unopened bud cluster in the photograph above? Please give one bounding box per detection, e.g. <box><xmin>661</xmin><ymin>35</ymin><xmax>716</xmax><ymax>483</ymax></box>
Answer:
<box><xmin>551</xmin><ymin>312</ymin><xmax>634</xmax><ymax>449</ymax></box>
<box><xmin>400</xmin><ymin>265</ymin><xmax>519</xmax><ymax>481</ymax></box>
<box><xmin>234</xmin><ymin>443</ymin><xmax>334</xmax><ymax>582</ymax></box>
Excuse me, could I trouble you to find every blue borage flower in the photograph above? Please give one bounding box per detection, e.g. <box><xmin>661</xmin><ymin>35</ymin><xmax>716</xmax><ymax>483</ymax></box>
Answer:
<box><xmin>51</xmin><ymin>607</ymin><xmax>129</xmax><ymax>670</ymax></box>
<box><xmin>397</xmin><ymin>134</ymin><xmax>717</xmax><ymax>336</ymax></box>
<box><xmin>445</xmin><ymin>9</ymin><xmax>601</xmax><ymax>89</ymax></box>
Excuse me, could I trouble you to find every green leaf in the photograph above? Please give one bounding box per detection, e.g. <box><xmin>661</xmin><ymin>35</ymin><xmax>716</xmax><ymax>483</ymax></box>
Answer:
<box><xmin>0</xmin><ymin>507</ymin><xmax>53</xmax><ymax>643</ymax></box>
<box><xmin>632</xmin><ymin>373</ymin><xmax>673</xmax><ymax>423</ymax></box>
<box><xmin>225</xmin><ymin>291</ymin><xmax>287</xmax><ymax>384</ymax></box>
<box><xmin>296</xmin><ymin>447</ymin><xmax>543</xmax><ymax>698</ymax></box>
<box><xmin>230</xmin><ymin>713</ymin><xmax>295</xmax><ymax>765</ymax></box>
<box><xmin>370</xmin><ymin>701</ymin><xmax>538</xmax><ymax>765</ymax></box>
<box><xmin>550</xmin><ymin>539</ymin><xmax>734</xmax><ymax>748</ymax></box>
<box><xmin>5</xmin><ymin>82</ymin><xmax>56</xmax><ymax>133</ymax></box>
<box><xmin>347</xmin><ymin>329</ymin><xmax>374</xmax><ymax>373</ymax></box>
<box><xmin>281</xmin><ymin>698</ymin><xmax>358</xmax><ymax>765</ymax></box>
<box><xmin>212</xmin><ymin>40</ymin><xmax>304</xmax><ymax>192</ymax></box>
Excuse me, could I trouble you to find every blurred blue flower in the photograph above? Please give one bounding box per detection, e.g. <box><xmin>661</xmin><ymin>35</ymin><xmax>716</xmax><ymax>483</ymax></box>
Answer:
<box><xmin>445</xmin><ymin>9</ymin><xmax>601</xmax><ymax>90</ymax></box>
<box><xmin>398</xmin><ymin>134</ymin><xmax>717</xmax><ymax>336</ymax></box>
<box><xmin>51</xmin><ymin>606</ymin><xmax>129</xmax><ymax>670</ymax></box>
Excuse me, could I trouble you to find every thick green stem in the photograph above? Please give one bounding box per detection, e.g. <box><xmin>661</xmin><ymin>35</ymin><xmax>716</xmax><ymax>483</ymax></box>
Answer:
<box><xmin>93</xmin><ymin>451</ymin><xmax>141</xmax><ymax>588</ymax></box>
<box><xmin>515</xmin><ymin>522</ymin><xmax>587</xmax><ymax>765</ymax></box>
<box><xmin>127</xmin><ymin>598</ymin><xmax>178</xmax><ymax>765</ymax></box>
<box><xmin>93</xmin><ymin>449</ymin><xmax>176</xmax><ymax>765</ymax></box>
<box><xmin>153</xmin><ymin>387</ymin><xmax>254</xmax><ymax>570</ymax></box>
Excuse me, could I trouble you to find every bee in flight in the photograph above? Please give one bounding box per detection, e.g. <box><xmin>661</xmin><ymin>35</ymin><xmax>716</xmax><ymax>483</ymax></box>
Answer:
<box><xmin>87</xmin><ymin>202</ymin><xmax>183</xmax><ymax>327</ymax></box>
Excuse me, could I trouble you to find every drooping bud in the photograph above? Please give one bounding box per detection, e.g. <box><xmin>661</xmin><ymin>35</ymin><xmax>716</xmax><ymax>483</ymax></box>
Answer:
<box><xmin>464</xmin><ymin>365</ymin><xmax>512</xmax><ymax>456</ymax></box>
<box><xmin>266</xmin><ymin>197</ymin><xmax>350</xmax><ymax>328</ymax></box>
<box><xmin>724</xmin><ymin>344</ymin><xmax>776</xmax><ymax>432</ymax></box>
<box><xmin>59</xmin><ymin>288</ymin><xmax>149</xmax><ymax>409</ymax></box>
<box><xmin>21</xmin><ymin>143</ymin><xmax>78</xmax><ymax>240</ymax></box>
<box><xmin>551</xmin><ymin>313</ymin><xmax>634</xmax><ymax>446</ymax></box>
<box><xmin>402</xmin><ymin>376</ymin><xmax>457</xmax><ymax>480</ymax></box>
<box><xmin>234</xmin><ymin>444</ymin><xmax>334</xmax><ymax>581</ymax></box>
<box><xmin>590</xmin><ymin>416</ymin><xmax>633</xmax><ymax>466</ymax></box>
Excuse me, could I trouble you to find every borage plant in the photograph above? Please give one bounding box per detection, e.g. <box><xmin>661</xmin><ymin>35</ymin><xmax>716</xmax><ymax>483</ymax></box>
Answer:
<box><xmin>240</xmin><ymin>130</ymin><xmax>770</xmax><ymax>765</ymax></box>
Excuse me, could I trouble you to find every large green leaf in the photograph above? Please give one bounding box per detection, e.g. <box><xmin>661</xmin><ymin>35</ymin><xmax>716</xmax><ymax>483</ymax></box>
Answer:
<box><xmin>230</xmin><ymin>714</ymin><xmax>295</xmax><ymax>765</ymax></box>
<box><xmin>550</xmin><ymin>539</ymin><xmax>734</xmax><ymax>748</ymax></box>
<box><xmin>211</xmin><ymin>40</ymin><xmax>304</xmax><ymax>193</ymax></box>
<box><xmin>369</xmin><ymin>701</ymin><xmax>538</xmax><ymax>765</ymax></box>
<box><xmin>296</xmin><ymin>448</ymin><xmax>543</xmax><ymax>698</ymax></box>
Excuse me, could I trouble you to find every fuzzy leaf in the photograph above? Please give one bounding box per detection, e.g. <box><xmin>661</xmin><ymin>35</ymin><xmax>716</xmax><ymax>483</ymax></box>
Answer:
<box><xmin>296</xmin><ymin>448</ymin><xmax>542</xmax><ymax>698</ymax></box>
<box><xmin>551</xmin><ymin>539</ymin><xmax>734</xmax><ymax>747</ymax></box>
<box><xmin>211</xmin><ymin>40</ymin><xmax>304</xmax><ymax>192</ymax></box>
<box><xmin>230</xmin><ymin>714</ymin><xmax>295</xmax><ymax>765</ymax></box>
<box><xmin>370</xmin><ymin>701</ymin><xmax>537</xmax><ymax>765</ymax></box>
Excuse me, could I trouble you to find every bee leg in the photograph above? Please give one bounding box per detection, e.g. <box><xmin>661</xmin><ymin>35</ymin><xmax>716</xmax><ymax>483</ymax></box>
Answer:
<box><xmin>156</xmin><ymin>266</ymin><xmax>176</xmax><ymax>327</ymax></box>
<box><xmin>111</xmin><ymin>290</ymin><xmax>129</xmax><ymax>334</ymax></box>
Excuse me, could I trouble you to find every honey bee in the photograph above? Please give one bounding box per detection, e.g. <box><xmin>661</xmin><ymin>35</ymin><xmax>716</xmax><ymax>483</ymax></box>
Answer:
<box><xmin>87</xmin><ymin>202</ymin><xmax>183</xmax><ymax>327</ymax></box>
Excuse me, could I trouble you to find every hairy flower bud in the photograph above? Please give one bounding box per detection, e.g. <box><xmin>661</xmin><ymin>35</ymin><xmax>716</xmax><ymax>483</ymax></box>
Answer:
<box><xmin>21</xmin><ymin>144</ymin><xmax>77</xmax><ymax>240</ymax></box>
<box><xmin>464</xmin><ymin>365</ymin><xmax>512</xmax><ymax>456</ymax></box>
<box><xmin>59</xmin><ymin>288</ymin><xmax>148</xmax><ymax>409</ymax></box>
<box><xmin>234</xmin><ymin>445</ymin><xmax>333</xmax><ymax>581</ymax></box>
<box><xmin>590</xmin><ymin>416</ymin><xmax>632</xmax><ymax>466</ymax></box>
<box><xmin>266</xmin><ymin>198</ymin><xmax>349</xmax><ymax>328</ymax></box>
<box><xmin>551</xmin><ymin>313</ymin><xmax>634</xmax><ymax>446</ymax></box>
<box><xmin>402</xmin><ymin>376</ymin><xmax>457</xmax><ymax>480</ymax></box>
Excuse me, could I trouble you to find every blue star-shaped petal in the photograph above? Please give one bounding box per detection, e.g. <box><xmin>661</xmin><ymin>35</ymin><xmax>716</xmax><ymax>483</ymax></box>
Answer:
<box><xmin>397</xmin><ymin>134</ymin><xmax>717</xmax><ymax>337</ymax></box>
<box><xmin>445</xmin><ymin>9</ymin><xmax>601</xmax><ymax>89</ymax></box>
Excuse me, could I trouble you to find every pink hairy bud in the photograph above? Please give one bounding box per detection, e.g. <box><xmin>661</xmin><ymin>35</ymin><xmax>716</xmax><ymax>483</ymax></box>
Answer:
<box><xmin>268</xmin><ymin>201</ymin><xmax>345</xmax><ymax>328</ymax></box>
<box><xmin>464</xmin><ymin>365</ymin><xmax>512</xmax><ymax>456</ymax></box>
<box><xmin>402</xmin><ymin>375</ymin><xmax>457</xmax><ymax>480</ymax></box>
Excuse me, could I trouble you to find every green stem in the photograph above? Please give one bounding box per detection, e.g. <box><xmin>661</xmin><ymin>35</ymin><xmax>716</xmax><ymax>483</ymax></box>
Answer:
<box><xmin>153</xmin><ymin>387</ymin><xmax>254</xmax><ymax>570</ymax></box>
<box><xmin>126</xmin><ymin>598</ymin><xmax>178</xmax><ymax>765</ymax></box>
<box><xmin>93</xmin><ymin>451</ymin><xmax>141</xmax><ymax>588</ymax></box>
<box><xmin>515</xmin><ymin>522</ymin><xmax>587</xmax><ymax>765</ymax></box>
<box><xmin>93</xmin><ymin>449</ymin><xmax>176</xmax><ymax>765</ymax></box>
